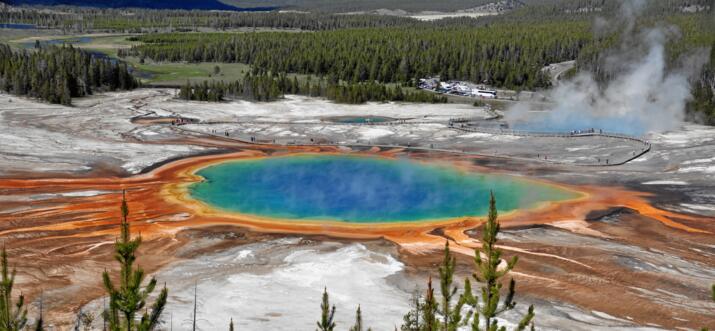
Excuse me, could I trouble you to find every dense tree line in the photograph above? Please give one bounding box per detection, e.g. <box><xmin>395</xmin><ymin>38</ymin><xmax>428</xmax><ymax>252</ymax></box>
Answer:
<box><xmin>502</xmin><ymin>0</ymin><xmax>711</xmax><ymax>19</ymax></box>
<box><xmin>0</xmin><ymin>6</ymin><xmax>422</xmax><ymax>32</ymax></box>
<box><xmin>680</xmin><ymin>8</ymin><xmax>714</xmax><ymax>123</ymax></box>
<box><xmin>575</xmin><ymin>12</ymin><xmax>714</xmax><ymax>78</ymax></box>
<box><xmin>1</xmin><ymin>0</ymin><xmax>710</xmax><ymax>35</ymax></box>
<box><xmin>223</xmin><ymin>0</ymin><xmax>712</xmax><ymax>14</ymax></box>
<box><xmin>221</xmin><ymin>0</ymin><xmax>498</xmax><ymax>13</ymax></box>
<box><xmin>123</xmin><ymin>21</ymin><xmax>585</xmax><ymax>89</ymax></box>
<box><xmin>88</xmin><ymin>11</ymin><xmax>420</xmax><ymax>32</ymax></box>
<box><xmin>689</xmin><ymin>42</ymin><xmax>715</xmax><ymax>124</ymax></box>
<box><xmin>0</xmin><ymin>43</ymin><xmax>137</xmax><ymax>105</ymax></box>
<box><xmin>323</xmin><ymin>81</ymin><xmax>448</xmax><ymax>104</ymax></box>
<box><xmin>573</xmin><ymin>10</ymin><xmax>715</xmax><ymax>123</ymax></box>
<box><xmin>179</xmin><ymin>72</ymin><xmax>447</xmax><ymax>104</ymax></box>
<box><xmin>1</xmin><ymin>0</ymin><xmax>710</xmax><ymax>33</ymax></box>
<box><xmin>179</xmin><ymin>73</ymin><xmax>289</xmax><ymax>102</ymax></box>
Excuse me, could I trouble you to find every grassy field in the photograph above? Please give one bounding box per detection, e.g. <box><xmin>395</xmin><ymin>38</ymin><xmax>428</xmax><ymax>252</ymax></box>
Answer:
<box><xmin>0</xmin><ymin>28</ymin><xmax>62</xmax><ymax>43</ymax></box>
<box><xmin>130</xmin><ymin>61</ymin><xmax>253</xmax><ymax>85</ymax></box>
<box><xmin>8</xmin><ymin>33</ymin><xmax>140</xmax><ymax>53</ymax></box>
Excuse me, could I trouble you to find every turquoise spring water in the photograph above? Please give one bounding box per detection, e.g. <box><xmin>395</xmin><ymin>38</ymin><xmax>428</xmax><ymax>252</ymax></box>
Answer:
<box><xmin>189</xmin><ymin>155</ymin><xmax>579</xmax><ymax>223</ymax></box>
<box><xmin>326</xmin><ymin>116</ymin><xmax>394</xmax><ymax>124</ymax></box>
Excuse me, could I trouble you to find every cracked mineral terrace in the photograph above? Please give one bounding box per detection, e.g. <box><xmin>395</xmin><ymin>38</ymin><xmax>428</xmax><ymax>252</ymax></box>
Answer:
<box><xmin>0</xmin><ymin>89</ymin><xmax>714</xmax><ymax>329</ymax></box>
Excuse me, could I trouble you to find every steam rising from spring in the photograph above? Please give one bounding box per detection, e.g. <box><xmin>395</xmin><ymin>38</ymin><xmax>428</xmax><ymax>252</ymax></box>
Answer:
<box><xmin>506</xmin><ymin>0</ymin><xmax>709</xmax><ymax>136</ymax></box>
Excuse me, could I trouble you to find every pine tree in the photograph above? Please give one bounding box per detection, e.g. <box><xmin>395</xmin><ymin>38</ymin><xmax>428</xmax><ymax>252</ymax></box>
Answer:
<box><xmin>349</xmin><ymin>305</ymin><xmax>364</xmax><ymax>331</ymax></box>
<box><xmin>703</xmin><ymin>284</ymin><xmax>715</xmax><ymax>331</ymax></box>
<box><xmin>467</xmin><ymin>192</ymin><xmax>535</xmax><ymax>331</ymax></box>
<box><xmin>420</xmin><ymin>277</ymin><xmax>438</xmax><ymax>331</ymax></box>
<box><xmin>103</xmin><ymin>191</ymin><xmax>168</xmax><ymax>331</ymax></box>
<box><xmin>229</xmin><ymin>317</ymin><xmax>235</xmax><ymax>331</ymax></box>
<box><xmin>316</xmin><ymin>288</ymin><xmax>336</xmax><ymax>331</ymax></box>
<box><xmin>60</xmin><ymin>75</ymin><xmax>72</xmax><ymax>106</ymax></box>
<box><xmin>0</xmin><ymin>246</ymin><xmax>27</xmax><ymax>331</ymax></box>
<box><xmin>191</xmin><ymin>282</ymin><xmax>197</xmax><ymax>331</ymax></box>
<box><xmin>33</xmin><ymin>293</ymin><xmax>43</xmax><ymax>331</ymax></box>
<box><xmin>400</xmin><ymin>289</ymin><xmax>421</xmax><ymax>331</ymax></box>
<box><xmin>438</xmin><ymin>242</ymin><xmax>471</xmax><ymax>331</ymax></box>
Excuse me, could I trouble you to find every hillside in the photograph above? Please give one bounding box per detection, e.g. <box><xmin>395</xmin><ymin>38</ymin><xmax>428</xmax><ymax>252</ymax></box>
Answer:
<box><xmin>2</xmin><ymin>0</ymin><xmax>276</xmax><ymax>11</ymax></box>
<box><xmin>221</xmin><ymin>0</ymin><xmax>505</xmax><ymax>13</ymax></box>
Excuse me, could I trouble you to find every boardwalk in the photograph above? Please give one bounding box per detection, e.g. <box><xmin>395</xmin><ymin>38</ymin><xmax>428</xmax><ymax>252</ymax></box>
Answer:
<box><xmin>170</xmin><ymin>116</ymin><xmax>651</xmax><ymax>167</ymax></box>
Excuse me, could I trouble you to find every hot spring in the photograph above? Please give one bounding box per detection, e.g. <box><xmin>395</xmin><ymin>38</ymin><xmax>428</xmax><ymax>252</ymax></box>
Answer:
<box><xmin>324</xmin><ymin>116</ymin><xmax>394</xmax><ymax>124</ymax></box>
<box><xmin>188</xmin><ymin>155</ymin><xmax>579</xmax><ymax>223</ymax></box>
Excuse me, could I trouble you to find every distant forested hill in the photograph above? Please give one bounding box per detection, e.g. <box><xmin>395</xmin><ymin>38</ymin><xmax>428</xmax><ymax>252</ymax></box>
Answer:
<box><xmin>2</xmin><ymin>0</ymin><xmax>276</xmax><ymax>11</ymax></box>
<box><xmin>221</xmin><ymin>0</ymin><xmax>500</xmax><ymax>13</ymax></box>
<box><xmin>220</xmin><ymin>0</ymin><xmax>711</xmax><ymax>13</ymax></box>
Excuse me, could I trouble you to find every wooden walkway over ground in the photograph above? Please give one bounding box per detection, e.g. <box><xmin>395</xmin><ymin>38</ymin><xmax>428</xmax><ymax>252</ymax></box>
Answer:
<box><xmin>168</xmin><ymin>117</ymin><xmax>651</xmax><ymax>167</ymax></box>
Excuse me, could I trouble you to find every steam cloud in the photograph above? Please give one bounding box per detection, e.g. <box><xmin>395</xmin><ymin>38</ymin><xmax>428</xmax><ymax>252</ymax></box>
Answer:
<box><xmin>505</xmin><ymin>0</ymin><xmax>710</xmax><ymax>136</ymax></box>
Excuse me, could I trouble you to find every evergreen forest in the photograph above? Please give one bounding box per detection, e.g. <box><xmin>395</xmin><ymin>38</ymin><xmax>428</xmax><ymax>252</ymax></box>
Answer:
<box><xmin>0</xmin><ymin>44</ymin><xmax>137</xmax><ymax>105</ymax></box>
